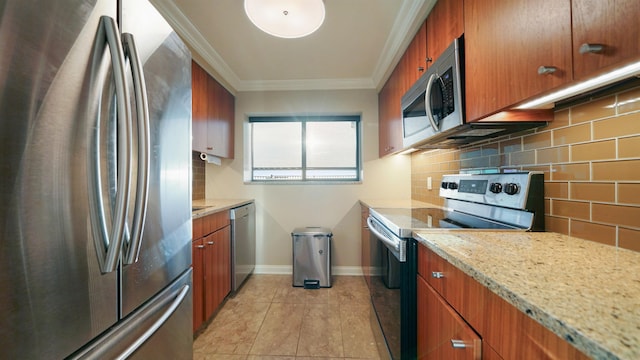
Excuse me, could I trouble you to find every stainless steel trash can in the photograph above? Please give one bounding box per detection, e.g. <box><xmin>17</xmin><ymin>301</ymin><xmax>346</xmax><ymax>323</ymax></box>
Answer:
<box><xmin>292</xmin><ymin>227</ymin><xmax>332</xmax><ymax>288</ymax></box>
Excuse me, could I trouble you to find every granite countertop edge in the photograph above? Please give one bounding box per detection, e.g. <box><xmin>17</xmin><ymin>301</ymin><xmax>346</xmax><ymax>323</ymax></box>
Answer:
<box><xmin>192</xmin><ymin>199</ymin><xmax>254</xmax><ymax>219</ymax></box>
<box><xmin>414</xmin><ymin>231</ymin><xmax>639</xmax><ymax>360</ymax></box>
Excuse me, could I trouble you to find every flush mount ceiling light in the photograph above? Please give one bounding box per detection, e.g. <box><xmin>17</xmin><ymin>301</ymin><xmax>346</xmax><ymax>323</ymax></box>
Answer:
<box><xmin>244</xmin><ymin>0</ymin><xmax>325</xmax><ymax>39</ymax></box>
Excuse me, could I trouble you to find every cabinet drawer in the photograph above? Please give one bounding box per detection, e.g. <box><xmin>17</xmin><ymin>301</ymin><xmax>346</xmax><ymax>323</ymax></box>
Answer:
<box><xmin>195</xmin><ymin>211</ymin><xmax>231</xmax><ymax>239</ymax></box>
<box><xmin>418</xmin><ymin>244</ymin><xmax>485</xmax><ymax>331</ymax></box>
<box><xmin>193</xmin><ymin>217</ymin><xmax>204</xmax><ymax>239</ymax></box>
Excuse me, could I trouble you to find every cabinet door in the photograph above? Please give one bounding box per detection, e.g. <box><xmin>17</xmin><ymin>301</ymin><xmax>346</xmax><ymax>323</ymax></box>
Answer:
<box><xmin>192</xmin><ymin>61</ymin><xmax>209</xmax><ymax>153</ymax></box>
<box><xmin>418</xmin><ymin>275</ymin><xmax>482</xmax><ymax>360</ymax></box>
<box><xmin>219</xmin><ymin>226</ymin><xmax>231</xmax><ymax>300</ymax></box>
<box><xmin>206</xmin><ymin>77</ymin><xmax>235</xmax><ymax>159</ymax></box>
<box><xmin>426</xmin><ymin>0</ymin><xmax>463</xmax><ymax>64</ymax></box>
<box><xmin>572</xmin><ymin>0</ymin><xmax>640</xmax><ymax>80</ymax></box>
<box><xmin>464</xmin><ymin>0</ymin><xmax>572</xmax><ymax>121</ymax></box>
<box><xmin>204</xmin><ymin>233</ymin><xmax>217</xmax><ymax>320</ymax></box>
<box><xmin>378</xmin><ymin>68</ymin><xmax>403</xmax><ymax>157</ymax></box>
<box><xmin>192</xmin><ymin>238</ymin><xmax>205</xmax><ymax>333</ymax></box>
<box><xmin>402</xmin><ymin>21</ymin><xmax>428</xmax><ymax>88</ymax></box>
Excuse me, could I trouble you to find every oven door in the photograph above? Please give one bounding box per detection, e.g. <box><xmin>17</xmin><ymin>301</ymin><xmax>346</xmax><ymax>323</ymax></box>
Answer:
<box><xmin>367</xmin><ymin>216</ymin><xmax>417</xmax><ymax>360</ymax></box>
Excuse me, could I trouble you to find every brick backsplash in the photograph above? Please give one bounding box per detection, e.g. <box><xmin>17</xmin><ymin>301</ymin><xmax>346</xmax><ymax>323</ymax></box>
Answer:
<box><xmin>192</xmin><ymin>151</ymin><xmax>205</xmax><ymax>200</ymax></box>
<box><xmin>411</xmin><ymin>84</ymin><xmax>640</xmax><ymax>252</ymax></box>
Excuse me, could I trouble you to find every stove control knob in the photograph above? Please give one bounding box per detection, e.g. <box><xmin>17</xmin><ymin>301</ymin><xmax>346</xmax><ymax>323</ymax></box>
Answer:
<box><xmin>448</xmin><ymin>182</ymin><xmax>458</xmax><ymax>190</ymax></box>
<box><xmin>489</xmin><ymin>183</ymin><xmax>503</xmax><ymax>194</ymax></box>
<box><xmin>504</xmin><ymin>183</ymin><xmax>519</xmax><ymax>195</ymax></box>
<box><xmin>441</xmin><ymin>181</ymin><xmax>449</xmax><ymax>189</ymax></box>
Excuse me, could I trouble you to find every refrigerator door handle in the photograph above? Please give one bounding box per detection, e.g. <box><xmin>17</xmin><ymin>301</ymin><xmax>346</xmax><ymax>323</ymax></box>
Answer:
<box><xmin>117</xmin><ymin>284</ymin><xmax>190</xmax><ymax>360</ymax></box>
<box><xmin>89</xmin><ymin>16</ymin><xmax>132</xmax><ymax>274</ymax></box>
<box><xmin>121</xmin><ymin>32</ymin><xmax>150</xmax><ymax>265</ymax></box>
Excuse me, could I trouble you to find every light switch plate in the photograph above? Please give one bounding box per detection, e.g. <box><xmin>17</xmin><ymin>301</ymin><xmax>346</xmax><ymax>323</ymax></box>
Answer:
<box><xmin>427</xmin><ymin>176</ymin><xmax>432</xmax><ymax>190</ymax></box>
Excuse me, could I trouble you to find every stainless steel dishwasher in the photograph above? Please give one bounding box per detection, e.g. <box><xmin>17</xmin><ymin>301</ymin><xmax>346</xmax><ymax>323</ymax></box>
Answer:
<box><xmin>229</xmin><ymin>202</ymin><xmax>256</xmax><ymax>292</ymax></box>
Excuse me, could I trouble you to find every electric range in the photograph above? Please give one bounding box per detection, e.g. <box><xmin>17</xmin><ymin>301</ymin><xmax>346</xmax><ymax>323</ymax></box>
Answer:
<box><xmin>367</xmin><ymin>172</ymin><xmax>544</xmax><ymax>359</ymax></box>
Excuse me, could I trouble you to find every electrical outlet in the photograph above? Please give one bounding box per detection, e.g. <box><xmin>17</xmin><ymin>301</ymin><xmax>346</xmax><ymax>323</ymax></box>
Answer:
<box><xmin>427</xmin><ymin>177</ymin><xmax>432</xmax><ymax>190</ymax></box>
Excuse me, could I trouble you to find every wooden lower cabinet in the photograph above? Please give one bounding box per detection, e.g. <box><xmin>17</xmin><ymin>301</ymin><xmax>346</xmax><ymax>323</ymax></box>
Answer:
<box><xmin>417</xmin><ymin>274</ymin><xmax>482</xmax><ymax>360</ymax></box>
<box><xmin>192</xmin><ymin>211</ymin><xmax>231</xmax><ymax>333</ymax></box>
<box><xmin>204</xmin><ymin>226</ymin><xmax>231</xmax><ymax>320</ymax></box>
<box><xmin>417</xmin><ymin>244</ymin><xmax>589</xmax><ymax>360</ymax></box>
<box><xmin>192</xmin><ymin>238</ymin><xmax>205</xmax><ymax>333</ymax></box>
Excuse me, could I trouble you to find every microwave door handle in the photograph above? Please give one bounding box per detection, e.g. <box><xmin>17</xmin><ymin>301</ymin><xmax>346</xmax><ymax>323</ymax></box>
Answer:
<box><xmin>424</xmin><ymin>73</ymin><xmax>439</xmax><ymax>133</ymax></box>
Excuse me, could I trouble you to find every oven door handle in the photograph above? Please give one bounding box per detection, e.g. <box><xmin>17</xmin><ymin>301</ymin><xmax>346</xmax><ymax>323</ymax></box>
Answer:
<box><xmin>367</xmin><ymin>217</ymin><xmax>407</xmax><ymax>263</ymax></box>
<box><xmin>367</xmin><ymin>217</ymin><xmax>400</xmax><ymax>252</ymax></box>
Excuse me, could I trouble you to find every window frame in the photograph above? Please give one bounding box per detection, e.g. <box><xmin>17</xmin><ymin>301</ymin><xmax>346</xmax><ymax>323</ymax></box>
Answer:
<box><xmin>248</xmin><ymin>115</ymin><xmax>362</xmax><ymax>184</ymax></box>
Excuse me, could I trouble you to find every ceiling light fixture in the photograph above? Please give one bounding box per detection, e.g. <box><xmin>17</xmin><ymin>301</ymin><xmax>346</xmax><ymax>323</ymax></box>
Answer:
<box><xmin>244</xmin><ymin>0</ymin><xmax>325</xmax><ymax>39</ymax></box>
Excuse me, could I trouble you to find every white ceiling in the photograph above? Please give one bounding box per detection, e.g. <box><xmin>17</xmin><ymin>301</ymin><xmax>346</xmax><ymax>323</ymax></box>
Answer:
<box><xmin>150</xmin><ymin>0</ymin><xmax>436</xmax><ymax>93</ymax></box>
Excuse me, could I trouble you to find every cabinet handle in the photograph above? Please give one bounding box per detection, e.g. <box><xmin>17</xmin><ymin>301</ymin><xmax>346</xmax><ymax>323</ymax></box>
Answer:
<box><xmin>431</xmin><ymin>271</ymin><xmax>444</xmax><ymax>279</ymax></box>
<box><xmin>206</xmin><ymin>146</ymin><xmax>213</xmax><ymax>150</ymax></box>
<box><xmin>207</xmin><ymin>241</ymin><xmax>215</xmax><ymax>245</ymax></box>
<box><xmin>579</xmin><ymin>43</ymin><xmax>604</xmax><ymax>54</ymax></box>
<box><xmin>426</xmin><ymin>57</ymin><xmax>433</xmax><ymax>63</ymax></box>
<box><xmin>196</xmin><ymin>245</ymin><xmax>205</xmax><ymax>249</ymax></box>
<box><xmin>451</xmin><ymin>339</ymin><xmax>468</xmax><ymax>349</ymax></box>
<box><xmin>418</xmin><ymin>66</ymin><xmax>425</xmax><ymax>72</ymax></box>
<box><xmin>537</xmin><ymin>66</ymin><xmax>557</xmax><ymax>75</ymax></box>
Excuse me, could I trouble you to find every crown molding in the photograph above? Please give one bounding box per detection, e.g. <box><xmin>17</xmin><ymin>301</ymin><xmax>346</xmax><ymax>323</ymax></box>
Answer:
<box><xmin>149</xmin><ymin>0</ymin><xmax>242</xmax><ymax>92</ymax></box>
<box><xmin>237</xmin><ymin>78</ymin><xmax>376</xmax><ymax>92</ymax></box>
<box><xmin>150</xmin><ymin>0</ymin><xmax>433</xmax><ymax>93</ymax></box>
<box><xmin>371</xmin><ymin>0</ymin><xmax>435</xmax><ymax>91</ymax></box>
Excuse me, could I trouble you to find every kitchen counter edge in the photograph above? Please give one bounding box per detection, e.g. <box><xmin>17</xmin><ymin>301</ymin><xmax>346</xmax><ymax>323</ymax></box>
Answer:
<box><xmin>192</xmin><ymin>199</ymin><xmax>254</xmax><ymax>219</ymax></box>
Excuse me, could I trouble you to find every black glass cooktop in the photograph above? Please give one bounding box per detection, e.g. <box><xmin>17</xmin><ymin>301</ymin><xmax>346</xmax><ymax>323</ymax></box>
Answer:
<box><xmin>370</xmin><ymin>207</ymin><xmax>519</xmax><ymax>238</ymax></box>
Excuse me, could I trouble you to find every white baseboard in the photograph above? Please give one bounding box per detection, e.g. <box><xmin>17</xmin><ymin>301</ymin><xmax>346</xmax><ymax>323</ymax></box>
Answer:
<box><xmin>254</xmin><ymin>265</ymin><xmax>363</xmax><ymax>276</ymax></box>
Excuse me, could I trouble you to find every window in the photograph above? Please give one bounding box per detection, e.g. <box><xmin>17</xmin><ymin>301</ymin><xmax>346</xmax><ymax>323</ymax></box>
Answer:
<box><xmin>249</xmin><ymin>115</ymin><xmax>361</xmax><ymax>182</ymax></box>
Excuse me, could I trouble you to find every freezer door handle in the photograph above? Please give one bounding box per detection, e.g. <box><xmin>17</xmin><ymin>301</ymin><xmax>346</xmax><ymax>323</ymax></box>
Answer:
<box><xmin>89</xmin><ymin>16</ymin><xmax>132</xmax><ymax>274</ymax></box>
<box><xmin>117</xmin><ymin>284</ymin><xmax>190</xmax><ymax>359</ymax></box>
<box><xmin>121</xmin><ymin>32</ymin><xmax>150</xmax><ymax>265</ymax></box>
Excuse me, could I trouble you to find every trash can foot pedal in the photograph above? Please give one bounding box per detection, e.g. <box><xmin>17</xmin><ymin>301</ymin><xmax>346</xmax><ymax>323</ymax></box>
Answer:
<box><xmin>303</xmin><ymin>280</ymin><xmax>320</xmax><ymax>289</ymax></box>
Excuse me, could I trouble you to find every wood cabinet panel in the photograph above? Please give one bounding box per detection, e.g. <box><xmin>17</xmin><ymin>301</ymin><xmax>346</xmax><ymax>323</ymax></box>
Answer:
<box><xmin>192</xmin><ymin>238</ymin><xmax>205</xmax><ymax>332</ymax></box>
<box><xmin>464</xmin><ymin>0</ymin><xmax>572</xmax><ymax>121</ymax></box>
<box><xmin>192</xmin><ymin>211</ymin><xmax>232</xmax><ymax>333</ymax></box>
<box><xmin>481</xmin><ymin>289</ymin><xmax>589</xmax><ymax>360</ymax></box>
<box><xmin>426</xmin><ymin>0</ymin><xmax>463</xmax><ymax>64</ymax></box>
<box><xmin>192</xmin><ymin>61</ymin><xmax>209</xmax><ymax>154</ymax></box>
<box><xmin>378</xmin><ymin>67</ymin><xmax>404</xmax><ymax>157</ymax></box>
<box><xmin>418</xmin><ymin>274</ymin><xmax>482</xmax><ymax>360</ymax></box>
<box><xmin>402</xmin><ymin>21</ymin><xmax>428</xmax><ymax>88</ymax></box>
<box><xmin>191</xmin><ymin>61</ymin><xmax>235</xmax><ymax>159</ymax></box>
<box><xmin>572</xmin><ymin>0</ymin><xmax>640</xmax><ymax>80</ymax></box>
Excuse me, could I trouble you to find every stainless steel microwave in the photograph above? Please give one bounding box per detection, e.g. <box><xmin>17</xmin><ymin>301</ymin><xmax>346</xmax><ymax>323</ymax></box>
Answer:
<box><xmin>402</xmin><ymin>37</ymin><xmax>464</xmax><ymax>149</ymax></box>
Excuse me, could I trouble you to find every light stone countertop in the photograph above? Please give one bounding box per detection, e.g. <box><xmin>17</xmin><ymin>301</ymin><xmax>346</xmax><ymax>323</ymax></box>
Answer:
<box><xmin>192</xmin><ymin>198</ymin><xmax>254</xmax><ymax>219</ymax></box>
<box><xmin>413</xmin><ymin>230</ymin><xmax>640</xmax><ymax>360</ymax></box>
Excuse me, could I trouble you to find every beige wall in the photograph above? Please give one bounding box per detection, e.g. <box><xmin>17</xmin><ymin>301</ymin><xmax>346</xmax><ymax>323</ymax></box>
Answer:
<box><xmin>411</xmin><ymin>84</ymin><xmax>640</xmax><ymax>252</ymax></box>
<box><xmin>205</xmin><ymin>89</ymin><xmax>411</xmax><ymax>274</ymax></box>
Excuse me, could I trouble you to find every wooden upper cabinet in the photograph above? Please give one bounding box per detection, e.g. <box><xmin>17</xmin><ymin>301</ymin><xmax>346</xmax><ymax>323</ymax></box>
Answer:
<box><xmin>378</xmin><ymin>22</ymin><xmax>427</xmax><ymax>157</ymax></box>
<box><xmin>426</xmin><ymin>0</ymin><xmax>464</xmax><ymax>64</ymax></box>
<box><xmin>191</xmin><ymin>60</ymin><xmax>235</xmax><ymax>159</ymax></box>
<box><xmin>464</xmin><ymin>0</ymin><xmax>573</xmax><ymax>122</ymax></box>
<box><xmin>402</xmin><ymin>21</ymin><xmax>428</xmax><ymax>89</ymax></box>
<box><xmin>572</xmin><ymin>0</ymin><xmax>640</xmax><ymax>80</ymax></box>
<box><xmin>192</xmin><ymin>61</ymin><xmax>209</xmax><ymax>155</ymax></box>
<box><xmin>378</xmin><ymin>67</ymin><xmax>404</xmax><ymax>157</ymax></box>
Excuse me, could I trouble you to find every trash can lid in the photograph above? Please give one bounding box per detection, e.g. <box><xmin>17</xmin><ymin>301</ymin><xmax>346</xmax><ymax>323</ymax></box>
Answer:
<box><xmin>292</xmin><ymin>227</ymin><xmax>333</xmax><ymax>236</ymax></box>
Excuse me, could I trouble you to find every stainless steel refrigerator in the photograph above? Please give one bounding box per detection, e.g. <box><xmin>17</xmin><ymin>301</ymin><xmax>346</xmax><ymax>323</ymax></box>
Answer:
<box><xmin>0</xmin><ymin>0</ymin><xmax>193</xmax><ymax>358</ymax></box>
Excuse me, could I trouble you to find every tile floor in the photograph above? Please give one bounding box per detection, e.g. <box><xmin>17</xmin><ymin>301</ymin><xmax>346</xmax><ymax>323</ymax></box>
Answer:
<box><xmin>193</xmin><ymin>275</ymin><xmax>384</xmax><ymax>359</ymax></box>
